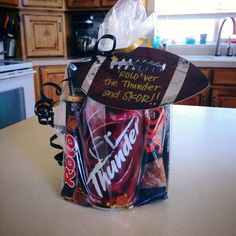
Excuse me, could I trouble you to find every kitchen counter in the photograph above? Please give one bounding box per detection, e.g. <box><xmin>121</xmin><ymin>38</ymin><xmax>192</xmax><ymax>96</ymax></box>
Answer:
<box><xmin>18</xmin><ymin>54</ymin><xmax>236</xmax><ymax>68</ymax></box>
<box><xmin>30</xmin><ymin>57</ymin><xmax>79</xmax><ymax>66</ymax></box>
<box><xmin>17</xmin><ymin>57</ymin><xmax>83</xmax><ymax>67</ymax></box>
<box><xmin>181</xmin><ymin>55</ymin><xmax>236</xmax><ymax>68</ymax></box>
<box><xmin>0</xmin><ymin>105</ymin><xmax>236</xmax><ymax>236</ymax></box>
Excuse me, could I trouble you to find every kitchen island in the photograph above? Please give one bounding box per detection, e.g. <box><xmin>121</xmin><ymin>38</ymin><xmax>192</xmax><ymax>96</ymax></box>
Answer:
<box><xmin>0</xmin><ymin>105</ymin><xmax>236</xmax><ymax>236</ymax></box>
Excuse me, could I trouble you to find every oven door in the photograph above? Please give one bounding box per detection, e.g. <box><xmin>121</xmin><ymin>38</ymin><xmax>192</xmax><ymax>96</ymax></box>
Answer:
<box><xmin>0</xmin><ymin>68</ymin><xmax>35</xmax><ymax>129</ymax></box>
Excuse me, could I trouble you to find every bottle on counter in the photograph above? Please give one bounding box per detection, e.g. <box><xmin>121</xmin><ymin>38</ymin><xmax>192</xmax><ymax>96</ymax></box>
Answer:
<box><xmin>226</xmin><ymin>36</ymin><xmax>233</xmax><ymax>57</ymax></box>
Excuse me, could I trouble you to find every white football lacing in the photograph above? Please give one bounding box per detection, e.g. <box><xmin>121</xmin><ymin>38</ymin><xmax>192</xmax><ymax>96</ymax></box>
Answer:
<box><xmin>110</xmin><ymin>58</ymin><xmax>167</xmax><ymax>72</ymax></box>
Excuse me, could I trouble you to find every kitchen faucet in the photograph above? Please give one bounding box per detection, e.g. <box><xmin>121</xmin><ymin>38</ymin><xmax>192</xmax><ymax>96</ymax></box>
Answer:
<box><xmin>215</xmin><ymin>17</ymin><xmax>236</xmax><ymax>56</ymax></box>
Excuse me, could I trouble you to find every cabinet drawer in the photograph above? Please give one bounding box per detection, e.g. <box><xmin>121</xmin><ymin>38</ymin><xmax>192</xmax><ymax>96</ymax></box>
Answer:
<box><xmin>67</xmin><ymin>0</ymin><xmax>100</xmax><ymax>8</ymax></box>
<box><xmin>213</xmin><ymin>68</ymin><xmax>236</xmax><ymax>85</ymax></box>
<box><xmin>0</xmin><ymin>0</ymin><xmax>18</xmax><ymax>6</ymax></box>
<box><xmin>211</xmin><ymin>88</ymin><xmax>236</xmax><ymax>108</ymax></box>
<box><xmin>101</xmin><ymin>0</ymin><xmax>116</xmax><ymax>6</ymax></box>
<box><xmin>22</xmin><ymin>0</ymin><xmax>63</xmax><ymax>8</ymax></box>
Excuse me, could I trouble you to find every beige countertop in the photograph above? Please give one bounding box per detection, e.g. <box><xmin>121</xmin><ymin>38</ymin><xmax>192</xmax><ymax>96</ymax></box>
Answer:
<box><xmin>181</xmin><ymin>55</ymin><xmax>236</xmax><ymax>68</ymax></box>
<box><xmin>28</xmin><ymin>57</ymin><xmax>84</xmax><ymax>66</ymax></box>
<box><xmin>2</xmin><ymin>53</ymin><xmax>236</xmax><ymax>68</ymax></box>
<box><xmin>0</xmin><ymin>105</ymin><xmax>236</xmax><ymax>236</ymax></box>
<box><xmin>26</xmin><ymin>55</ymin><xmax>236</xmax><ymax>68</ymax></box>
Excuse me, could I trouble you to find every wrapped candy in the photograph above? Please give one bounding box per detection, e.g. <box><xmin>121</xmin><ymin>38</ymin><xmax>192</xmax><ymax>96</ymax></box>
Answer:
<box><xmin>60</xmin><ymin>90</ymin><xmax>170</xmax><ymax>208</ymax></box>
<box><xmin>34</xmin><ymin>0</ymin><xmax>208</xmax><ymax>209</ymax></box>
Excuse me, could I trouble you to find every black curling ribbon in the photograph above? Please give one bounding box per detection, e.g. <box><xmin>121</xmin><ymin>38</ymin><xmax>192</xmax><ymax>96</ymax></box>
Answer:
<box><xmin>34</xmin><ymin>98</ymin><xmax>54</xmax><ymax>127</ymax></box>
<box><xmin>34</xmin><ymin>82</ymin><xmax>62</xmax><ymax>127</ymax></box>
<box><xmin>50</xmin><ymin>134</ymin><xmax>64</xmax><ymax>166</ymax></box>
<box><xmin>34</xmin><ymin>81</ymin><xmax>65</xmax><ymax>166</ymax></box>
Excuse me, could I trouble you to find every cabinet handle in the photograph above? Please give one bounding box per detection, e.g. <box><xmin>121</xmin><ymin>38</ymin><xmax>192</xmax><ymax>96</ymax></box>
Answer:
<box><xmin>58</xmin><ymin>23</ymin><xmax>62</xmax><ymax>32</ymax></box>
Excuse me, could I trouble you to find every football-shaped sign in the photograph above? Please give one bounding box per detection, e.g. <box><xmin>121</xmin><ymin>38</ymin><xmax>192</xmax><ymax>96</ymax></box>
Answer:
<box><xmin>69</xmin><ymin>47</ymin><xmax>209</xmax><ymax>110</ymax></box>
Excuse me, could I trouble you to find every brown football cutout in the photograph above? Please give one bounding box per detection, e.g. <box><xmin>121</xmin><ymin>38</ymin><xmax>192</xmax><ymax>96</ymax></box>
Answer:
<box><xmin>69</xmin><ymin>47</ymin><xmax>209</xmax><ymax>109</ymax></box>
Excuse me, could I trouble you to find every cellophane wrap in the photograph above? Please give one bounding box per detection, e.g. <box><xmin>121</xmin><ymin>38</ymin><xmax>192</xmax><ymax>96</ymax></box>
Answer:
<box><xmin>98</xmin><ymin>0</ymin><xmax>157</xmax><ymax>50</ymax></box>
<box><xmin>54</xmin><ymin>0</ymin><xmax>170</xmax><ymax>209</ymax></box>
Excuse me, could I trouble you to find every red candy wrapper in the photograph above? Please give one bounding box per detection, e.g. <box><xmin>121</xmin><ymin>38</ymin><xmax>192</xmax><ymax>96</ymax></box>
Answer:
<box><xmin>79</xmin><ymin>99</ymin><xmax>144</xmax><ymax>208</ymax></box>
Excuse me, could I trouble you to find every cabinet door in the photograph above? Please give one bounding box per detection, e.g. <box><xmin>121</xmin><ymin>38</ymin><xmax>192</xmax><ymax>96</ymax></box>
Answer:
<box><xmin>101</xmin><ymin>0</ymin><xmax>116</xmax><ymax>6</ymax></box>
<box><xmin>211</xmin><ymin>88</ymin><xmax>236</xmax><ymax>108</ymax></box>
<box><xmin>22</xmin><ymin>0</ymin><xmax>62</xmax><ymax>8</ymax></box>
<box><xmin>23</xmin><ymin>14</ymin><xmax>65</xmax><ymax>57</ymax></box>
<box><xmin>0</xmin><ymin>0</ymin><xmax>18</xmax><ymax>6</ymax></box>
<box><xmin>33</xmin><ymin>66</ymin><xmax>41</xmax><ymax>103</ymax></box>
<box><xmin>67</xmin><ymin>0</ymin><xmax>100</xmax><ymax>8</ymax></box>
<box><xmin>40</xmin><ymin>65</ymin><xmax>66</xmax><ymax>102</ymax></box>
<box><xmin>211</xmin><ymin>68</ymin><xmax>236</xmax><ymax>108</ymax></box>
<box><xmin>213</xmin><ymin>68</ymin><xmax>236</xmax><ymax>85</ymax></box>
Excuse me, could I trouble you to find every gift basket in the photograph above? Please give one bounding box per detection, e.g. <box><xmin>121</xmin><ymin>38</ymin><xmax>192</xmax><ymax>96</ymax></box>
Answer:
<box><xmin>35</xmin><ymin>0</ymin><xmax>209</xmax><ymax>209</ymax></box>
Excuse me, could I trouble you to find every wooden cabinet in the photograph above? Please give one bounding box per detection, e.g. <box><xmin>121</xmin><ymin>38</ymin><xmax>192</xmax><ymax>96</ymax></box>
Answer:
<box><xmin>101</xmin><ymin>0</ymin><xmax>116</xmax><ymax>6</ymax></box>
<box><xmin>211</xmin><ymin>88</ymin><xmax>236</xmax><ymax>108</ymax></box>
<box><xmin>67</xmin><ymin>0</ymin><xmax>100</xmax><ymax>8</ymax></box>
<box><xmin>33</xmin><ymin>66</ymin><xmax>41</xmax><ymax>102</ymax></box>
<box><xmin>3</xmin><ymin>0</ymin><xmax>67</xmax><ymax>59</ymax></box>
<box><xmin>212</xmin><ymin>68</ymin><xmax>236</xmax><ymax>86</ymax></box>
<box><xmin>101</xmin><ymin>0</ymin><xmax>146</xmax><ymax>7</ymax></box>
<box><xmin>176</xmin><ymin>68</ymin><xmax>211</xmax><ymax>106</ymax></box>
<box><xmin>177</xmin><ymin>67</ymin><xmax>236</xmax><ymax>108</ymax></box>
<box><xmin>22</xmin><ymin>13</ymin><xmax>65</xmax><ymax>57</ymax></box>
<box><xmin>0</xmin><ymin>0</ymin><xmax>18</xmax><ymax>6</ymax></box>
<box><xmin>39</xmin><ymin>65</ymin><xmax>67</xmax><ymax>102</ymax></box>
<box><xmin>22</xmin><ymin>0</ymin><xmax>63</xmax><ymax>8</ymax></box>
<box><xmin>211</xmin><ymin>68</ymin><xmax>236</xmax><ymax>108</ymax></box>
<box><xmin>66</xmin><ymin>0</ymin><xmax>146</xmax><ymax>9</ymax></box>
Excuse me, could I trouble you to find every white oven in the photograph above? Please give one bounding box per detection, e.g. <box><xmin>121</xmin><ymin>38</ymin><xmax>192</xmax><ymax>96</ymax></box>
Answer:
<box><xmin>0</xmin><ymin>60</ymin><xmax>35</xmax><ymax>129</ymax></box>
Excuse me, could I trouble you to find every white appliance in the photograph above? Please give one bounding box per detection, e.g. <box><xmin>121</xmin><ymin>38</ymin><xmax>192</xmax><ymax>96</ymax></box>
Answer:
<box><xmin>0</xmin><ymin>41</ymin><xmax>4</xmax><ymax>60</ymax></box>
<box><xmin>0</xmin><ymin>60</ymin><xmax>35</xmax><ymax>128</ymax></box>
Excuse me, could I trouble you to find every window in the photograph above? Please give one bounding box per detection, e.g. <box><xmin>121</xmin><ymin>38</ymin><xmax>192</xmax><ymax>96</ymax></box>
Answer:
<box><xmin>154</xmin><ymin>0</ymin><xmax>236</xmax><ymax>44</ymax></box>
<box><xmin>155</xmin><ymin>0</ymin><xmax>236</xmax><ymax>15</ymax></box>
